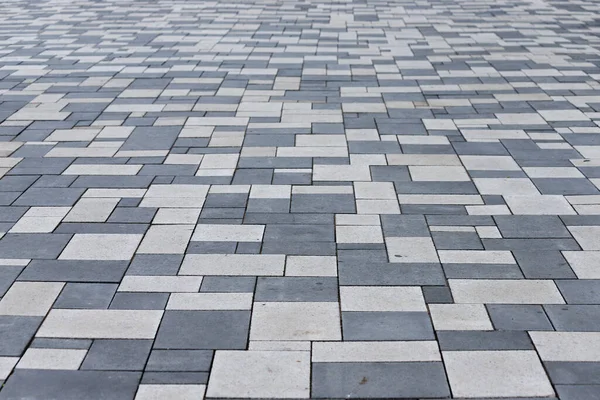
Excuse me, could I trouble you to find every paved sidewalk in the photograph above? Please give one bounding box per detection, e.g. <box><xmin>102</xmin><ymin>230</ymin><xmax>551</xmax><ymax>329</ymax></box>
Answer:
<box><xmin>0</xmin><ymin>0</ymin><xmax>599</xmax><ymax>398</ymax></box>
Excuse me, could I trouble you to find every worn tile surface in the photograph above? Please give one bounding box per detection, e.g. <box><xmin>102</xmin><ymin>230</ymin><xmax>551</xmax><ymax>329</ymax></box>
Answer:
<box><xmin>1</xmin><ymin>0</ymin><xmax>600</xmax><ymax>397</ymax></box>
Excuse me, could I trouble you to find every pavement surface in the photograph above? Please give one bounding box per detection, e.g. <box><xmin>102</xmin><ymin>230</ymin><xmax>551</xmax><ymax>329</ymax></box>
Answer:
<box><xmin>0</xmin><ymin>0</ymin><xmax>599</xmax><ymax>398</ymax></box>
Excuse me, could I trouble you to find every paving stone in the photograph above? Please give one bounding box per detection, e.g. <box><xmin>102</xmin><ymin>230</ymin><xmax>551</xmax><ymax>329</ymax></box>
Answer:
<box><xmin>250</xmin><ymin>302</ymin><xmax>341</xmax><ymax>341</ymax></box>
<box><xmin>17</xmin><ymin>348</ymin><xmax>87</xmax><ymax>370</ymax></box>
<box><xmin>513</xmin><ymin>250</ymin><xmax>576</xmax><ymax>279</ymax></box>
<box><xmin>0</xmin><ymin>316</ymin><xmax>43</xmax><ymax>356</ymax></box>
<box><xmin>430</xmin><ymin>304</ymin><xmax>493</xmax><ymax>331</ymax></box>
<box><xmin>450</xmin><ymin>279</ymin><xmax>565</xmax><ymax>304</ymax></box>
<box><xmin>37</xmin><ymin>310</ymin><xmax>163</xmax><ymax>339</ymax></box>
<box><xmin>556</xmin><ymin>385</ymin><xmax>600</xmax><ymax>400</ymax></box>
<box><xmin>311</xmin><ymin>340</ymin><xmax>441</xmax><ymax>362</ymax></box>
<box><xmin>495</xmin><ymin>216</ymin><xmax>571</xmax><ymax>238</ymax></box>
<box><xmin>255</xmin><ymin>277</ymin><xmax>338</xmax><ymax>302</ymax></box>
<box><xmin>0</xmin><ymin>234</ymin><xmax>71</xmax><ymax>259</ymax></box>
<box><xmin>81</xmin><ymin>339</ymin><xmax>152</xmax><ymax>371</ymax></box>
<box><xmin>200</xmin><ymin>276</ymin><xmax>256</xmax><ymax>292</ymax></box>
<box><xmin>0</xmin><ymin>370</ymin><xmax>140</xmax><ymax>400</ymax></box>
<box><xmin>545</xmin><ymin>305</ymin><xmax>600</xmax><ymax>331</ymax></box>
<box><xmin>134</xmin><ymin>385</ymin><xmax>206</xmax><ymax>400</ymax></box>
<box><xmin>54</xmin><ymin>283</ymin><xmax>117</xmax><ymax>309</ymax></box>
<box><xmin>487</xmin><ymin>305</ymin><xmax>553</xmax><ymax>331</ymax></box>
<box><xmin>154</xmin><ymin>311</ymin><xmax>250</xmax><ymax>349</ymax></box>
<box><xmin>340</xmin><ymin>286</ymin><xmax>426</xmax><ymax>311</ymax></box>
<box><xmin>59</xmin><ymin>234</ymin><xmax>143</xmax><ymax>261</ymax></box>
<box><xmin>311</xmin><ymin>362</ymin><xmax>450</xmax><ymax>399</ymax></box>
<box><xmin>443</xmin><ymin>351</ymin><xmax>554</xmax><ymax>398</ymax></box>
<box><xmin>342</xmin><ymin>311</ymin><xmax>435</xmax><ymax>341</ymax></box>
<box><xmin>437</xmin><ymin>331</ymin><xmax>535</xmax><ymax>351</ymax></box>
<box><xmin>556</xmin><ymin>280</ymin><xmax>600</xmax><ymax>304</ymax></box>
<box><xmin>545</xmin><ymin>361</ymin><xmax>600</xmax><ymax>385</ymax></box>
<box><xmin>207</xmin><ymin>350</ymin><xmax>310</xmax><ymax>398</ymax></box>
<box><xmin>531</xmin><ymin>332</ymin><xmax>600</xmax><ymax>361</ymax></box>
<box><xmin>146</xmin><ymin>350</ymin><xmax>213</xmax><ymax>372</ymax></box>
<box><xmin>109</xmin><ymin>293</ymin><xmax>169</xmax><ymax>310</ymax></box>
<box><xmin>0</xmin><ymin>282</ymin><xmax>64</xmax><ymax>316</ymax></box>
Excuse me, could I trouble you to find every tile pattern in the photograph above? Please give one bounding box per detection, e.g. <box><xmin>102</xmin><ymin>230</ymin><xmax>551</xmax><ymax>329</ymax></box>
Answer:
<box><xmin>0</xmin><ymin>0</ymin><xmax>599</xmax><ymax>398</ymax></box>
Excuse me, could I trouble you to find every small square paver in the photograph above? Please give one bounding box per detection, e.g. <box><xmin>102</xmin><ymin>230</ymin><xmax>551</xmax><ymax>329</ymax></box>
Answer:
<box><xmin>443</xmin><ymin>350</ymin><xmax>555</xmax><ymax>398</ymax></box>
<box><xmin>207</xmin><ymin>350</ymin><xmax>309</xmax><ymax>398</ymax></box>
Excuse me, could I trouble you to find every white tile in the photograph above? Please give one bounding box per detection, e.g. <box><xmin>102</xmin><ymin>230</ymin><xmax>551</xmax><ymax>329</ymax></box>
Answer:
<box><xmin>0</xmin><ymin>357</ymin><xmax>18</xmax><ymax>379</ymax></box>
<box><xmin>285</xmin><ymin>256</ymin><xmax>337</xmax><ymax>276</ymax></box>
<box><xmin>443</xmin><ymin>351</ymin><xmax>554</xmax><ymax>398</ymax></box>
<box><xmin>386</xmin><ymin>237</ymin><xmax>439</xmax><ymax>263</ymax></box>
<box><xmin>312</xmin><ymin>341</ymin><xmax>440</xmax><ymax>362</ymax></box>
<box><xmin>119</xmin><ymin>276</ymin><xmax>202</xmax><ymax>292</ymax></box>
<box><xmin>563</xmin><ymin>251</ymin><xmax>600</xmax><ymax>278</ymax></box>
<box><xmin>497</xmin><ymin>113</ymin><xmax>547</xmax><ymax>125</ymax></box>
<box><xmin>60</xmin><ymin>234</ymin><xmax>143</xmax><ymax>260</ymax></box>
<box><xmin>249</xmin><ymin>185</ymin><xmax>291</xmax><ymax>199</ymax></box>
<box><xmin>539</xmin><ymin>109</ymin><xmax>589</xmax><ymax>121</ymax></box>
<box><xmin>180</xmin><ymin>254</ymin><xmax>285</xmax><ymax>276</ymax></box>
<box><xmin>144</xmin><ymin>184</ymin><xmax>209</xmax><ymax>198</ymax></box>
<box><xmin>473</xmin><ymin>178</ymin><xmax>540</xmax><ymax>195</ymax></box>
<box><xmin>335</xmin><ymin>215</ymin><xmax>380</xmax><ymax>226</ymax></box>
<box><xmin>63</xmin><ymin>164</ymin><xmax>142</xmax><ymax>175</ymax></box>
<box><xmin>167</xmin><ymin>293</ymin><xmax>253</xmax><ymax>310</ymax></box>
<box><xmin>37</xmin><ymin>310</ymin><xmax>163</xmax><ymax>339</ymax></box>
<box><xmin>0</xmin><ymin>282</ymin><xmax>64</xmax><ymax>316</ymax></box>
<box><xmin>138</xmin><ymin>225</ymin><xmax>194</xmax><ymax>254</ymax></box>
<box><xmin>568</xmin><ymin>226</ymin><xmax>600</xmax><ymax>250</ymax></box>
<box><xmin>64</xmin><ymin>198</ymin><xmax>119</xmax><ymax>222</ymax></box>
<box><xmin>354</xmin><ymin>182</ymin><xmax>396</xmax><ymax>199</ymax></box>
<box><xmin>476</xmin><ymin>226</ymin><xmax>502</xmax><ymax>238</ymax></box>
<box><xmin>250</xmin><ymin>302</ymin><xmax>341</xmax><ymax>341</ymax></box>
<box><xmin>9</xmin><ymin>216</ymin><xmax>64</xmax><ymax>233</ymax></box>
<box><xmin>429</xmin><ymin>304</ymin><xmax>493</xmax><ymax>330</ymax></box>
<box><xmin>449</xmin><ymin>279</ymin><xmax>565</xmax><ymax>304</ymax></box>
<box><xmin>153</xmin><ymin>208</ymin><xmax>201</xmax><ymax>224</ymax></box>
<box><xmin>17</xmin><ymin>348</ymin><xmax>87</xmax><ymax>370</ymax></box>
<box><xmin>523</xmin><ymin>167</ymin><xmax>584</xmax><ymax>178</ymax></box>
<box><xmin>530</xmin><ymin>332</ymin><xmax>600</xmax><ymax>361</ymax></box>
<box><xmin>356</xmin><ymin>200</ymin><xmax>401</xmax><ymax>214</ymax></box>
<box><xmin>336</xmin><ymin>225</ymin><xmax>383</xmax><ymax>243</ymax></box>
<box><xmin>504</xmin><ymin>195</ymin><xmax>575</xmax><ymax>215</ymax></box>
<box><xmin>192</xmin><ymin>224</ymin><xmax>265</xmax><ymax>242</ymax></box>
<box><xmin>340</xmin><ymin>286</ymin><xmax>426</xmax><ymax>312</ymax></box>
<box><xmin>135</xmin><ymin>385</ymin><xmax>206</xmax><ymax>400</ymax></box>
<box><xmin>207</xmin><ymin>351</ymin><xmax>309</xmax><ymax>398</ymax></box>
